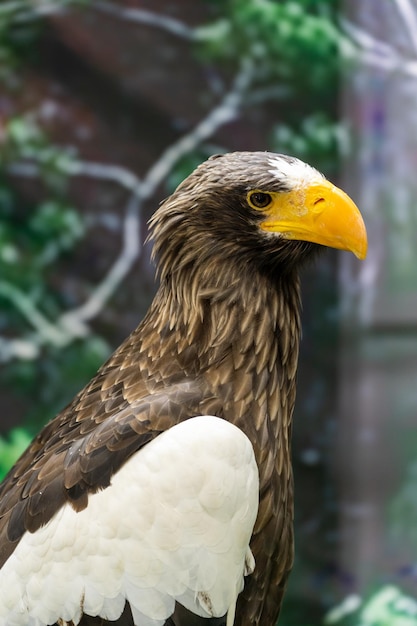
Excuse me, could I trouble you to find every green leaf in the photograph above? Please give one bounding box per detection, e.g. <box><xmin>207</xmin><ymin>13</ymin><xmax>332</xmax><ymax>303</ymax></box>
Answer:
<box><xmin>0</xmin><ymin>427</ymin><xmax>33</xmax><ymax>481</ymax></box>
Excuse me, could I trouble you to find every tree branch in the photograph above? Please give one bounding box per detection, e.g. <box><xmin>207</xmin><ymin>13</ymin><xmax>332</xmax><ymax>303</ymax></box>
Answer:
<box><xmin>0</xmin><ymin>337</ymin><xmax>40</xmax><ymax>363</ymax></box>
<box><xmin>91</xmin><ymin>0</ymin><xmax>197</xmax><ymax>41</ymax></box>
<box><xmin>341</xmin><ymin>17</ymin><xmax>417</xmax><ymax>78</ymax></box>
<box><xmin>59</xmin><ymin>194</ymin><xmax>142</xmax><ymax>333</ymax></box>
<box><xmin>63</xmin><ymin>159</ymin><xmax>143</xmax><ymax>194</ymax></box>
<box><xmin>393</xmin><ymin>0</ymin><xmax>417</xmax><ymax>57</ymax></box>
<box><xmin>6</xmin><ymin>157</ymin><xmax>144</xmax><ymax>340</ymax></box>
<box><xmin>0</xmin><ymin>281</ymin><xmax>66</xmax><ymax>346</ymax></box>
<box><xmin>62</xmin><ymin>58</ymin><xmax>255</xmax><ymax>326</ymax></box>
<box><xmin>1</xmin><ymin>0</ymin><xmax>71</xmax><ymax>21</ymax></box>
<box><xmin>2</xmin><ymin>58</ymin><xmax>256</xmax><ymax>359</ymax></box>
<box><xmin>140</xmin><ymin>57</ymin><xmax>255</xmax><ymax>200</ymax></box>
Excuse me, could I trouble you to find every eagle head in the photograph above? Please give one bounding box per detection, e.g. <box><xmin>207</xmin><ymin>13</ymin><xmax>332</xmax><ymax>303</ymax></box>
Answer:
<box><xmin>149</xmin><ymin>151</ymin><xmax>367</xmax><ymax>281</ymax></box>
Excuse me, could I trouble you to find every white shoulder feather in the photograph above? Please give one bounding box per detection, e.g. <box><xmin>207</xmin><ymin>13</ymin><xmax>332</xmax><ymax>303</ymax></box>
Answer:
<box><xmin>0</xmin><ymin>415</ymin><xmax>259</xmax><ymax>626</ymax></box>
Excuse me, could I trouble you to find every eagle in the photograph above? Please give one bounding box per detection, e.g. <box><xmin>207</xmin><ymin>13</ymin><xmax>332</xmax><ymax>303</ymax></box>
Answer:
<box><xmin>0</xmin><ymin>152</ymin><xmax>367</xmax><ymax>626</ymax></box>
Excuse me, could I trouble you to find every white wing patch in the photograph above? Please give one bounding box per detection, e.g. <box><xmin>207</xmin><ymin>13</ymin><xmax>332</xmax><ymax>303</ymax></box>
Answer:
<box><xmin>0</xmin><ymin>416</ymin><xmax>259</xmax><ymax>626</ymax></box>
<box><xmin>268</xmin><ymin>155</ymin><xmax>324</xmax><ymax>189</ymax></box>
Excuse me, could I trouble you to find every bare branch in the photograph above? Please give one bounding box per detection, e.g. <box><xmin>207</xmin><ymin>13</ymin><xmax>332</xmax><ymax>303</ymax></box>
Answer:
<box><xmin>245</xmin><ymin>85</ymin><xmax>290</xmax><ymax>106</ymax></box>
<box><xmin>0</xmin><ymin>282</ymin><xmax>66</xmax><ymax>346</ymax></box>
<box><xmin>1</xmin><ymin>0</ymin><xmax>70</xmax><ymax>21</ymax></box>
<box><xmin>5</xmin><ymin>162</ymin><xmax>39</xmax><ymax>178</ymax></box>
<box><xmin>341</xmin><ymin>17</ymin><xmax>417</xmax><ymax>78</ymax></box>
<box><xmin>91</xmin><ymin>0</ymin><xmax>197</xmax><ymax>41</ymax></box>
<box><xmin>4</xmin><ymin>157</ymin><xmax>144</xmax><ymax>348</ymax></box>
<box><xmin>59</xmin><ymin>194</ymin><xmax>142</xmax><ymax>331</ymax></box>
<box><xmin>2</xmin><ymin>57</ymin><xmax>256</xmax><ymax>361</ymax></box>
<box><xmin>341</xmin><ymin>17</ymin><xmax>398</xmax><ymax>57</ymax></box>
<box><xmin>393</xmin><ymin>0</ymin><xmax>417</xmax><ymax>56</ymax></box>
<box><xmin>63</xmin><ymin>160</ymin><xmax>143</xmax><ymax>195</ymax></box>
<box><xmin>7</xmin><ymin>159</ymin><xmax>142</xmax><ymax>195</ymax></box>
<box><xmin>61</xmin><ymin>58</ymin><xmax>255</xmax><ymax>330</ymax></box>
<box><xmin>0</xmin><ymin>337</ymin><xmax>40</xmax><ymax>363</ymax></box>
<box><xmin>140</xmin><ymin>58</ymin><xmax>255</xmax><ymax>200</ymax></box>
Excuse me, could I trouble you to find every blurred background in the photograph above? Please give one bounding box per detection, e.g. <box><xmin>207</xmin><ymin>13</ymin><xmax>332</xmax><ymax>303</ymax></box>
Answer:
<box><xmin>1</xmin><ymin>0</ymin><xmax>417</xmax><ymax>624</ymax></box>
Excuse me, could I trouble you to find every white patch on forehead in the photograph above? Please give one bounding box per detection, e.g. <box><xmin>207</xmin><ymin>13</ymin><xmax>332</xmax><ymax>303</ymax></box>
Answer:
<box><xmin>268</xmin><ymin>156</ymin><xmax>325</xmax><ymax>189</ymax></box>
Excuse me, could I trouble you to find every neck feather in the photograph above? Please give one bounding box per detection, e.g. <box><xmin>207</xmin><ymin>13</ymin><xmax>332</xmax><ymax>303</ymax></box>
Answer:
<box><xmin>144</xmin><ymin>260</ymin><xmax>301</xmax><ymax>445</ymax></box>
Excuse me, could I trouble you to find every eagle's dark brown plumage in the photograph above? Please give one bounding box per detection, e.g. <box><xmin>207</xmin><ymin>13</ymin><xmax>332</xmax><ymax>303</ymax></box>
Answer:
<box><xmin>0</xmin><ymin>152</ymin><xmax>367</xmax><ymax>626</ymax></box>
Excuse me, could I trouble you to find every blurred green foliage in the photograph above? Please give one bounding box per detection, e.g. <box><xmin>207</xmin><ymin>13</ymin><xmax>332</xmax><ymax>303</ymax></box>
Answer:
<box><xmin>0</xmin><ymin>182</ymin><xmax>83</xmax><ymax>297</ymax></box>
<box><xmin>0</xmin><ymin>427</ymin><xmax>32</xmax><ymax>479</ymax></box>
<box><xmin>198</xmin><ymin>0</ymin><xmax>341</xmax><ymax>87</ymax></box>
<box><xmin>281</xmin><ymin>586</ymin><xmax>417</xmax><ymax>626</ymax></box>
<box><xmin>271</xmin><ymin>114</ymin><xmax>349</xmax><ymax>177</ymax></box>
<box><xmin>390</xmin><ymin>459</ymin><xmax>417</xmax><ymax>550</ymax></box>
<box><xmin>0</xmin><ymin>2</ymin><xmax>40</xmax><ymax>84</ymax></box>
<box><xmin>0</xmin><ymin>118</ymin><xmax>85</xmax><ymax>340</ymax></box>
<box><xmin>196</xmin><ymin>0</ymin><xmax>344</xmax><ymax>172</ymax></box>
<box><xmin>324</xmin><ymin>587</ymin><xmax>417</xmax><ymax>626</ymax></box>
<box><xmin>0</xmin><ymin>116</ymin><xmax>110</xmax><ymax>480</ymax></box>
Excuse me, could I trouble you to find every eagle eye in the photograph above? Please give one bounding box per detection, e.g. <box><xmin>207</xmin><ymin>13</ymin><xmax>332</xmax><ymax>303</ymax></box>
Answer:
<box><xmin>248</xmin><ymin>191</ymin><xmax>273</xmax><ymax>209</ymax></box>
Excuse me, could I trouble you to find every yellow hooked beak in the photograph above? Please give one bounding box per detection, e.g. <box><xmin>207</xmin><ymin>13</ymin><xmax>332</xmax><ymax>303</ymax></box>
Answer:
<box><xmin>257</xmin><ymin>180</ymin><xmax>367</xmax><ymax>260</ymax></box>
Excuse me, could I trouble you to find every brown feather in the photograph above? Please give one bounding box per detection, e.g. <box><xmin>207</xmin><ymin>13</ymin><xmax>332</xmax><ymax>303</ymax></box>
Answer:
<box><xmin>0</xmin><ymin>152</ymin><xmax>323</xmax><ymax>626</ymax></box>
